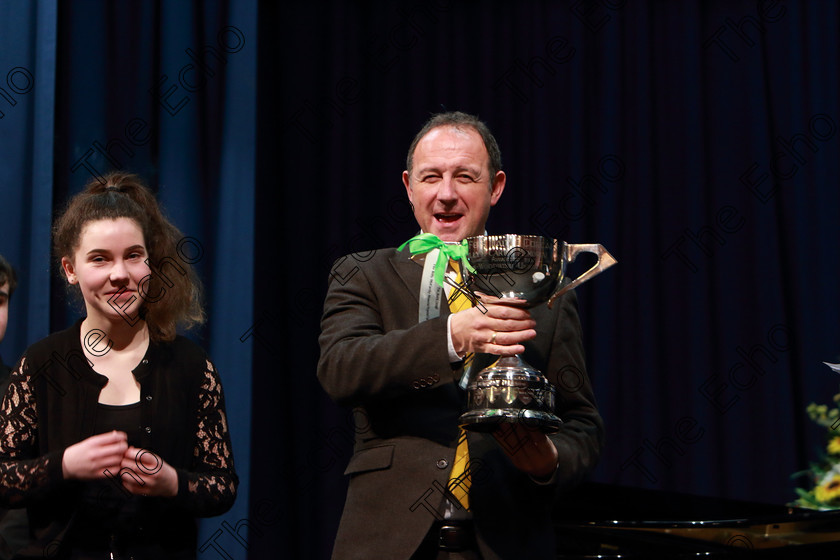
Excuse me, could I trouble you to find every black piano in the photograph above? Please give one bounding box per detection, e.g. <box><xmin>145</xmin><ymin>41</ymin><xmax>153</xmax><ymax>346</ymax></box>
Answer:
<box><xmin>553</xmin><ymin>482</ymin><xmax>840</xmax><ymax>557</ymax></box>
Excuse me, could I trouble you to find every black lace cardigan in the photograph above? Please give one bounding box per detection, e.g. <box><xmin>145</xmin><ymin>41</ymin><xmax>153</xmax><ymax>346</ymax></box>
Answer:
<box><xmin>0</xmin><ymin>319</ymin><xmax>237</xmax><ymax>557</ymax></box>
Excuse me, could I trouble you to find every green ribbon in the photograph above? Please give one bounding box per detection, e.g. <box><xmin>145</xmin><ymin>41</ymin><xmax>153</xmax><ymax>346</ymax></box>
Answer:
<box><xmin>398</xmin><ymin>233</ymin><xmax>476</xmax><ymax>287</ymax></box>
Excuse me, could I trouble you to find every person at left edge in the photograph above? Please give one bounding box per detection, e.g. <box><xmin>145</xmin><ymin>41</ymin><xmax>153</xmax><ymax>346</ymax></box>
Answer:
<box><xmin>0</xmin><ymin>173</ymin><xmax>237</xmax><ymax>559</ymax></box>
<box><xmin>0</xmin><ymin>254</ymin><xmax>16</xmax><ymax>388</ymax></box>
<box><xmin>0</xmin><ymin>255</ymin><xmax>30</xmax><ymax>560</ymax></box>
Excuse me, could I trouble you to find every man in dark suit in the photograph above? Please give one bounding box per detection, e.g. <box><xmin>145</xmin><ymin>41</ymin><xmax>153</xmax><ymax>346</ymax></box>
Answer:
<box><xmin>318</xmin><ymin>112</ymin><xmax>603</xmax><ymax>559</ymax></box>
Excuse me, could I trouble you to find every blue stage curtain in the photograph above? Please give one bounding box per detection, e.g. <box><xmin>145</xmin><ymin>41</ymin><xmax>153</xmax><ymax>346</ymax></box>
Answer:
<box><xmin>1</xmin><ymin>1</ymin><xmax>255</xmax><ymax>559</ymax></box>
<box><xmin>0</xmin><ymin>0</ymin><xmax>57</xmax><ymax>359</ymax></box>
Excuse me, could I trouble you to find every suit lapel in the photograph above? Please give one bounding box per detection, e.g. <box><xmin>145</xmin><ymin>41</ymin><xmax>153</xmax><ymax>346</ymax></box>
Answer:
<box><xmin>389</xmin><ymin>250</ymin><xmax>426</xmax><ymax>300</ymax></box>
<box><xmin>390</xmin><ymin>249</ymin><xmax>458</xmax><ymax>326</ymax></box>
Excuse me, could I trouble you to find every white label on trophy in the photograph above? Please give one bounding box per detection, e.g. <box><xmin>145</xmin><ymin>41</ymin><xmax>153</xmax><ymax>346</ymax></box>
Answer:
<box><xmin>418</xmin><ymin>248</ymin><xmax>443</xmax><ymax>323</ymax></box>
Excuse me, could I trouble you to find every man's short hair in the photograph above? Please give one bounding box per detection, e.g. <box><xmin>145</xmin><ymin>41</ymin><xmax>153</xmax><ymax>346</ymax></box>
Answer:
<box><xmin>0</xmin><ymin>255</ymin><xmax>17</xmax><ymax>298</ymax></box>
<box><xmin>406</xmin><ymin>111</ymin><xmax>503</xmax><ymax>180</ymax></box>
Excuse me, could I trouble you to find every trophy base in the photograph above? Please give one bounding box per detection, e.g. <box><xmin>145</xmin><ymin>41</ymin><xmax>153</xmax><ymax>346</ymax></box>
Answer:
<box><xmin>460</xmin><ymin>355</ymin><xmax>563</xmax><ymax>434</ymax></box>
<box><xmin>459</xmin><ymin>408</ymin><xmax>563</xmax><ymax>433</ymax></box>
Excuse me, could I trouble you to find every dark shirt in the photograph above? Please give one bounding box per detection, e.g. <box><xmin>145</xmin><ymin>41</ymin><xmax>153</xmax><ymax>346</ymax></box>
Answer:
<box><xmin>74</xmin><ymin>402</ymin><xmax>145</xmax><ymax>544</ymax></box>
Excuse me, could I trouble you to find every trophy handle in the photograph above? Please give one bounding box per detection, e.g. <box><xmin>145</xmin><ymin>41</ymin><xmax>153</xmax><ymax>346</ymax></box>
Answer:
<box><xmin>547</xmin><ymin>244</ymin><xmax>617</xmax><ymax>308</ymax></box>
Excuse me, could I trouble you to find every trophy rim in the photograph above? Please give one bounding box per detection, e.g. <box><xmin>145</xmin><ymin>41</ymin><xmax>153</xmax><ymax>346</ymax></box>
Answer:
<box><xmin>464</xmin><ymin>233</ymin><xmax>558</xmax><ymax>246</ymax></box>
<box><xmin>463</xmin><ymin>234</ymin><xmax>561</xmax><ymax>265</ymax></box>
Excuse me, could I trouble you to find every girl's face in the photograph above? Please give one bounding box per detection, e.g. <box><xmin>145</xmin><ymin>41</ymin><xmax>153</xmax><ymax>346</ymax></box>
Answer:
<box><xmin>61</xmin><ymin>217</ymin><xmax>150</xmax><ymax>326</ymax></box>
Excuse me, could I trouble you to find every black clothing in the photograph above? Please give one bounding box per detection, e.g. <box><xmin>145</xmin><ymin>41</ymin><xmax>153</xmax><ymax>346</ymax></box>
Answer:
<box><xmin>0</xmin><ymin>354</ymin><xmax>29</xmax><ymax>560</ymax></box>
<box><xmin>0</xmin><ymin>320</ymin><xmax>237</xmax><ymax>559</ymax></box>
<box><xmin>0</xmin><ymin>355</ymin><xmax>10</xmax><ymax>399</ymax></box>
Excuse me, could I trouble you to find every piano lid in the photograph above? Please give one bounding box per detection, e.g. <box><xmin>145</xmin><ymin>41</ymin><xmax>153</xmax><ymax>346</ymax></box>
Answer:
<box><xmin>553</xmin><ymin>482</ymin><xmax>840</xmax><ymax>558</ymax></box>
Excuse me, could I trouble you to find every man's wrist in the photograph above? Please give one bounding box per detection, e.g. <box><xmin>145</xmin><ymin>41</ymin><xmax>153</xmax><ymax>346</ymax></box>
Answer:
<box><xmin>446</xmin><ymin>314</ymin><xmax>465</xmax><ymax>363</ymax></box>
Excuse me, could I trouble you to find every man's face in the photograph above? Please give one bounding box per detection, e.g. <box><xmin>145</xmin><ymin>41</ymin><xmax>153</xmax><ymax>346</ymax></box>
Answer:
<box><xmin>403</xmin><ymin>126</ymin><xmax>506</xmax><ymax>242</ymax></box>
<box><xmin>0</xmin><ymin>281</ymin><xmax>9</xmax><ymax>344</ymax></box>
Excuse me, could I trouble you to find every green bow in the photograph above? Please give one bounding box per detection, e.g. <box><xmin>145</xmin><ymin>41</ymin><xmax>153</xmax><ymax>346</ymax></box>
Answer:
<box><xmin>398</xmin><ymin>233</ymin><xmax>476</xmax><ymax>287</ymax></box>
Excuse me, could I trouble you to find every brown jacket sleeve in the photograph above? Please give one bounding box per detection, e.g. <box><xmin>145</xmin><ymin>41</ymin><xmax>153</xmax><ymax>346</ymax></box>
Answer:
<box><xmin>317</xmin><ymin>249</ymin><xmax>457</xmax><ymax>405</ymax></box>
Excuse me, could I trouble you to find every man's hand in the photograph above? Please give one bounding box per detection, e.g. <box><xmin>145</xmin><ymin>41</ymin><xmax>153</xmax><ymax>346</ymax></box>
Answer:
<box><xmin>62</xmin><ymin>431</ymin><xmax>128</xmax><ymax>480</ymax></box>
<box><xmin>118</xmin><ymin>446</ymin><xmax>179</xmax><ymax>497</ymax></box>
<box><xmin>493</xmin><ymin>423</ymin><xmax>559</xmax><ymax>480</ymax></box>
<box><xmin>449</xmin><ymin>297</ymin><xmax>536</xmax><ymax>357</ymax></box>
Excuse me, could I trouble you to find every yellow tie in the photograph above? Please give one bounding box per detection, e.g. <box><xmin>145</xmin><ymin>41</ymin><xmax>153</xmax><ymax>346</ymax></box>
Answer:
<box><xmin>447</xmin><ymin>260</ymin><xmax>471</xmax><ymax>511</ymax></box>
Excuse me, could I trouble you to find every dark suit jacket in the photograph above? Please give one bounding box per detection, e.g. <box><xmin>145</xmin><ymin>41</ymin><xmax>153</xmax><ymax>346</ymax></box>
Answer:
<box><xmin>317</xmin><ymin>247</ymin><xmax>604</xmax><ymax>560</ymax></box>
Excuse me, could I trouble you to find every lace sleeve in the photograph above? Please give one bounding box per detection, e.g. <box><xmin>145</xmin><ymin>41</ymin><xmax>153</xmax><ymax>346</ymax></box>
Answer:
<box><xmin>175</xmin><ymin>359</ymin><xmax>238</xmax><ymax>517</ymax></box>
<box><xmin>0</xmin><ymin>357</ymin><xmax>62</xmax><ymax>508</ymax></box>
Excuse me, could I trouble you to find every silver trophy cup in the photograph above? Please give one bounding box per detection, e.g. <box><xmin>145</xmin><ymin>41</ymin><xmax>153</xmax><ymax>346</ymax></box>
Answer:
<box><xmin>458</xmin><ymin>235</ymin><xmax>616</xmax><ymax>433</ymax></box>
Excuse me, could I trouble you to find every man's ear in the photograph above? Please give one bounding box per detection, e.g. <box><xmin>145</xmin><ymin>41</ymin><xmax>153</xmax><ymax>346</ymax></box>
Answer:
<box><xmin>403</xmin><ymin>170</ymin><xmax>414</xmax><ymax>206</ymax></box>
<box><xmin>489</xmin><ymin>171</ymin><xmax>506</xmax><ymax>206</ymax></box>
